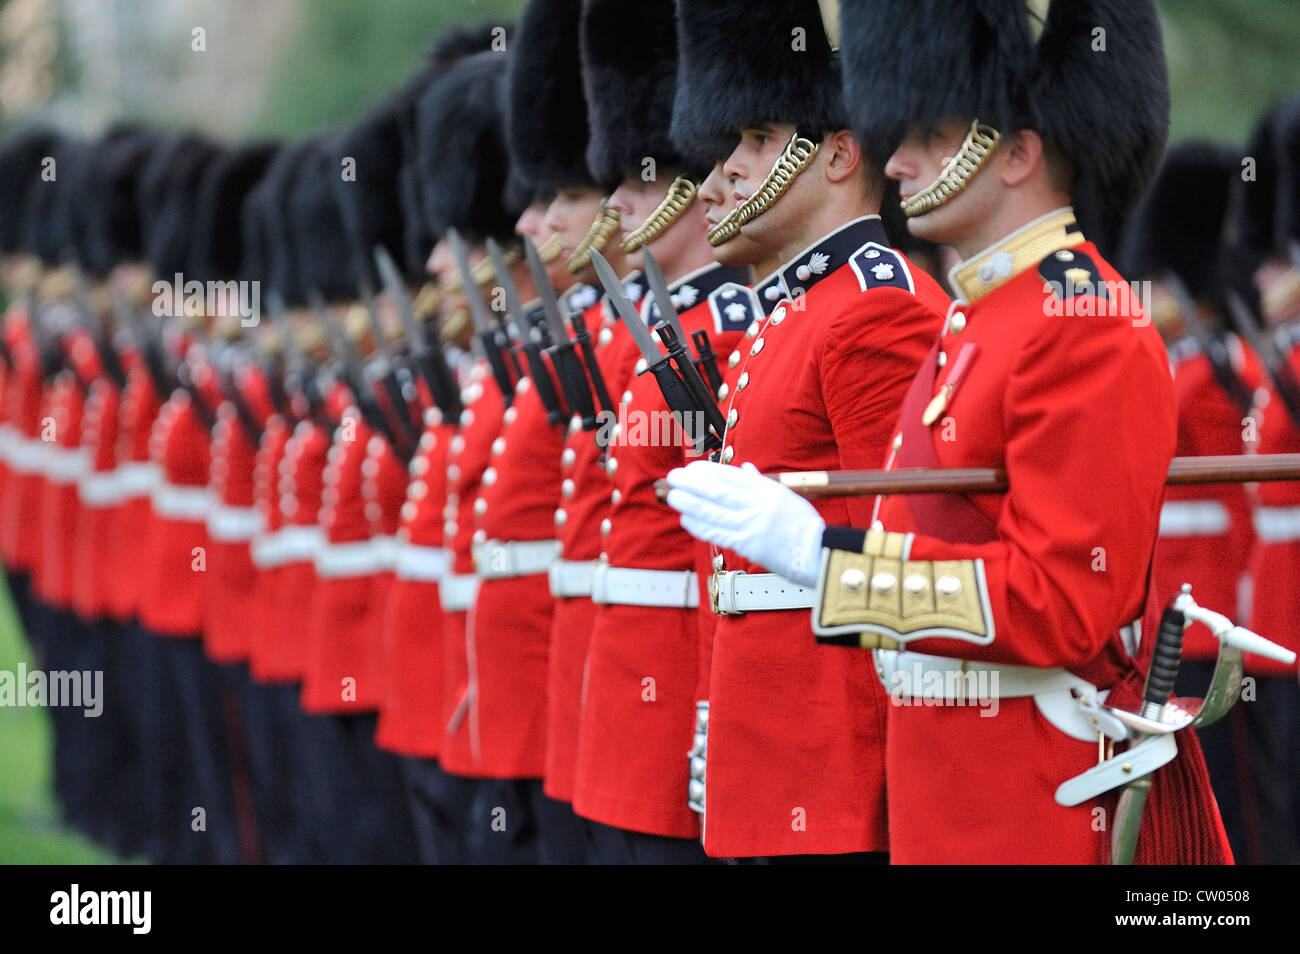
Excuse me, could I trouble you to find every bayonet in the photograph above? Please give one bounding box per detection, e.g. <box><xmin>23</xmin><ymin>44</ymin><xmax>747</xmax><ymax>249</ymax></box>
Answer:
<box><xmin>592</xmin><ymin>248</ymin><xmax>721</xmax><ymax>455</ymax></box>
<box><xmin>1224</xmin><ymin>290</ymin><xmax>1300</xmax><ymax>428</ymax></box>
<box><xmin>487</xmin><ymin>237</ymin><xmax>566</xmax><ymax>426</ymax></box>
<box><xmin>359</xmin><ymin>279</ymin><xmax>421</xmax><ymax>446</ymax></box>
<box><xmin>523</xmin><ymin>234</ymin><xmax>600</xmax><ymax>430</ymax></box>
<box><xmin>449</xmin><ymin>228</ymin><xmax>517</xmax><ymax>407</ymax></box>
<box><xmin>374</xmin><ymin>245</ymin><xmax>462</xmax><ymax>422</ymax></box>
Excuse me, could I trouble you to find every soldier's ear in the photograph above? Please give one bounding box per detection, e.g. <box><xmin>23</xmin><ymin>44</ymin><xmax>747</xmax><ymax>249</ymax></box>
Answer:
<box><xmin>998</xmin><ymin>129</ymin><xmax>1046</xmax><ymax>190</ymax></box>
<box><xmin>822</xmin><ymin>130</ymin><xmax>864</xmax><ymax>185</ymax></box>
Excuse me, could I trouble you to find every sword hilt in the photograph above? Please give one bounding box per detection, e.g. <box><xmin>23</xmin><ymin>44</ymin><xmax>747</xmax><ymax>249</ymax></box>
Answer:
<box><xmin>691</xmin><ymin>329</ymin><xmax>723</xmax><ymax>394</ymax></box>
<box><xmin>1142</xmin><ymin>589</ymin><xmax>1188</xmax><ymax>719</ymax></box>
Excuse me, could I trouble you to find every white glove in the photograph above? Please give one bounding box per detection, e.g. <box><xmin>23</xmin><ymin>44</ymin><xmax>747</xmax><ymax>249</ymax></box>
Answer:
<box><xmin>665</xmin><ymin>460</ymin><xmax>825</xmax><ymax>588</ymax></box>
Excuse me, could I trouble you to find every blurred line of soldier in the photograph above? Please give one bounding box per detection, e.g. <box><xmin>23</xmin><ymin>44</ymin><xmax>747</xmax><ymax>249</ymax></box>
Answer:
<box><xmin>0</xmin><ymin>0</ymin><xmax>1294</xmax><ymax>865</ymax></box>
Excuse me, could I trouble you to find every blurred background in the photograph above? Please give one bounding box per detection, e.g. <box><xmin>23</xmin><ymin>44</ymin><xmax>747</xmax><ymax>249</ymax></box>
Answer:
<box><xmin>0</xmin><ymin>0</ymin><xmax>1298</xmax><ymax>863</ymax></box>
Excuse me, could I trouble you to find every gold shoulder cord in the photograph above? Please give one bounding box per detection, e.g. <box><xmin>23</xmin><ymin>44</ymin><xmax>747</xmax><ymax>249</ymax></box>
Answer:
<box><xmin>900</xmin><ymin>120</ymin><xmax>1001</xmax><ymax>218</ymax></box>
<box><xmin>565</xmin><ymin>200</ymin><xmax>622</xmax><ymax>274</ymax></box>
<box><xmin>620</xmin><ymin>175</ymin><xmax>699</xmax><ymax>253</ymax></box>
<box><xmin>707</xmin><ymin>133</ymin><xmax>820</xmax><ymax>247</ymax></box>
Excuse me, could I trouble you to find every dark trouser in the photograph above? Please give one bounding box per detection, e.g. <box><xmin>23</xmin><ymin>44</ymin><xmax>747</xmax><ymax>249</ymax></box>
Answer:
<box><xmin>78</xmin><ymin>616</ymin><xmax>143</xmax><ymax>855</ymax></box>
<box><xmin>581</xmin><ymin>815</ymin><xmax>716</xmax><ymax>865</ymax></box>
<box><xmin>164</xmin><ymin>637</ymin><xmax>243</xmax><ymax>864</ymax></box>
<box><xmin>294</xmin><ymin>710</ymin><xmax>418</xmax><ymax>863</ymax></box>
<box><xmin>1184</xmin><ymin>659</ymin><xmax>1300</xmax><ymax>864</ymax></box>
<box><xmin>534</xmin><ymin>787</ymin><xmax>586</xmax><ymax>864</ymax></box>
<box><xmin>464</xmin><ymin>777</ymin><xmax>540</xmax><ymax>864</ymax></box>
<box><xmin>401</xmin><ymin>756</ymin><xmax>479</xmax><ymax>864</ymax></box>
<box><xmin>4</xmin><ymin>570</ymin><xmax>37</xmax><ymax>656</ymax></box>
<box><xmin>239</xmin><ymin>679</ymin><xmax>319</xmax><ymax>864</ymax></box>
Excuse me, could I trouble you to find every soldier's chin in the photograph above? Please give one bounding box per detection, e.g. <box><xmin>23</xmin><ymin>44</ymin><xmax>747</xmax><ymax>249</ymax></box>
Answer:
<box><xmin>903</xmin><ymin>198</ymin><xmax>964</xmax><ymax>246</ymax></box>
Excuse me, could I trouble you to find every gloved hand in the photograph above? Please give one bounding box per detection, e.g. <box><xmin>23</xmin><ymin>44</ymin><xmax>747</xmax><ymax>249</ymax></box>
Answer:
<box><xmin>665</xmin><ymin>460</ymin><xmax>825</xmax><ymax>588</ymax></box>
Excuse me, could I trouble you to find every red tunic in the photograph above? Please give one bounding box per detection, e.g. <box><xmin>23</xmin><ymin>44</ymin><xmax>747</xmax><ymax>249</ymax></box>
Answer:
<box><xmin>868</xmin><ymin>214</ymin><xmax>1191</xmax><ymax>863</ymax></box>
<box><xmin>246</xmin><ymin>413</ymin><xmax>293</xmax><ymax>682</ymax></box>
<box><xmin>203</xmin><ymin>365</ymin><xmax>274</xmax><ymax>663</ymax></box>
<box><xmin>35</xmin><ymin>367</ymin><xmax>86</xmax><ymax>610</ymax></box>
<box><xmin>104</xmin><ymin>365</ymin><xmax>163</xmax><ymax>622</ymax></box>
<box><xmin>439</xmin><ymin>366</ymin><xmax>506</xmax><ymax>774</ymax></box>
<box><xmin>1</xmin><ymin>311</ymin><xmax>46</xmax><ymax>576</ymax></box>
<box><xmin>375</xmin><ymin>411</ymin><xmax>453</xmax><ymax>758</ymax></box>
<box><xmin>72</xmin><ymin>373</ymin><xmax>122</xmax><ymax>622</ymax></box>
<box><xmin>444</xmin><ymin>336</ymin><xmax>568</xmax><ymax>779</ymax></box>
<box><xmin>1244</xmin><ymin>326</ymin><xmax>1300</xmax><ymax>676</ymax></box>
<box><xmin>1152</xmin><ymin>338</ymin><xmax>1261</xmax><ymax>660</ymax></box>
<box><xmin>545</xmin><ymin>290</ymin><xmax>642</xmax><ymax>802</ymax></box>
<box><xmin>706</xmin><ymin>216</ymin><xmax>947</xmax><ymax>857</ymax></box>
<box><xmin>137</xmin><ymin>380</ymin><xmax>216</xmax><ymax>638</ymax></box>
<box><xmin>572</xmin><ymin>263</ymin><xmax>750</xmax><ymax>837</ymax></box>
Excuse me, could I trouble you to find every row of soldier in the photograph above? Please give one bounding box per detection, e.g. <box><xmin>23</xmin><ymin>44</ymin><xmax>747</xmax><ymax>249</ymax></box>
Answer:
<box><xmin>0</xmin><ymin>0</ymin><xmax>1296</xmax><ymax>864</ymax></box>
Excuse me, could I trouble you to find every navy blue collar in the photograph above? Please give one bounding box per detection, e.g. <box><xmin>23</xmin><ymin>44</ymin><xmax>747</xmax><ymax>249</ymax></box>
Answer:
<box><xmin>778</xmin><ymin>215</ymin><xmax>890</xmax><ymax>300</ymax></box>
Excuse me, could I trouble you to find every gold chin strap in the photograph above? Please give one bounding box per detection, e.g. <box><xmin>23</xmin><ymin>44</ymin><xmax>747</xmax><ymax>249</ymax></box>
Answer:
<box><xmin>566</xmin><ymin>199</ymin><xmax>622</xmax><ymax>274</ymax></box>
<box><xmin>412</xmin><ymin>282</ymin><xmax>442</xmax><ymax>322</ymax></box>
<box><xmin>620</xmin><ymin>175</ymin><xmax>698</xmax><ymax>253</ymax></box>
<box><xmin>901</xmin><ymin>120</ymin><xmax>1001</xmax><ymax>218</ymax></box>
<box><xmin>536</xmin><ymin>233</ymin><xmax>564</xmax><ymax>265</ymax></box>
<box><xmin>707</xmin><ymin>133</ymin><xmax>820</xmax><ymax>247</ymax></box>
<box><xmin>439</xmin><ymin>307</ymin><xmax>471</xmax><ymax>343</ymax></box>
<box><xmin>441</xmin><ymin>255</ymin><xmax>499</xmax><ymax>295</ymax></box>
<box><xmin>1262</xmin><ymin>265</ymin><xmax>1300</xmax><ymax>322</ymax></box>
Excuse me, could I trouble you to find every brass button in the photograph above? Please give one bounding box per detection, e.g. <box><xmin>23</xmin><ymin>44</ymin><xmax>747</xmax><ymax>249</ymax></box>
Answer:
<box><xmin>841</xmin><ymin>568</ymin><xmax>867</xmax><ymax>593</ymax></box>
<box><xmin>770</xmin><ymin>307</ymin><xmax>786</xmax><ymax>325</ymax></box>
<box><xmin>717</xmin><ymin>383</ymin><xmax>729</xmax><ymax>402</ymax></box>
<box><xmin>554</xmin><ymin>508</ymin><xmax>567</xmax><ymax>527</ymax></box>
<box><xmin>473</xmin><ymin>498</ymin><xmax>487</xmax><ymax>515</ymax></box>
<box><xmin>600</xmin><ymin>518</ymin><xmax>612</xmax><ymax>536</ymax></box>
<box><xmin>737</xmin><ymin>371</ymin><xmax>749</xmax><ymax>391</ymax></box>
<box><xmin>611</xmin><ymin>488</ymin><xmax>622</xmax><ymax>505</ymax></box>
<box><xmin>561</xmin><ymin>478</ymin><xmax>575</xmax><ymax>498</ymax></box>
<box><xmin>935</xmin><ymin>575</ymin><xmax>963</xmax><ymax>598</ymax></box>
<box><xmin>728</xmin><ymin>350</ymin><xmax>741</xmax><ymax>369</ymax></box>
<box><xmin>721</xmin><ymin>446</ymin><xmax>735</xmax><ymax>464</ymax></box>
<box><xmin>622</xmin><ymin>389</ymin><xmax>634</xmax><ymax>405</ymax></box>
<box><xmin>606</xmin><ymin>456</ymin><xmax>618</xmax><ymax>476</ymax></box>
<box><xmin>726</xmin><ymin>408</ymin><xmax>738</xmax><ymax>428</ymax></box>
<box><xmin>634</xmin><ymin>358</ymin><xmax>648</xmax><ymax>375</ymax></box>
<box><xmin>903</xmin><ymin>574</ymin><xmax>929</xmax><ymax>596</ymax></box>
<box><xmin>491</xmin><ymin>437</ymin><xmax>506</xmax><ymax>456</ymax></box>
<box><xmin>1055</xmin><ymin>249</ymin><xmax>1075</xmax><ymax>262</ymax></box>
<box><xmin>751</xmin><ymin>338</ymin><xmax>765</xmax><ymax>355</ymax></box>
<box><xmin>950</xmin><ymin>312</ymin><xmax>967</xmax><ymax>334</ymax></box>
<box><xmin>569</xmin><ymin>415</ymin><xmax>582</xmax><ymax>434</ymax></box>
<box><xmin>561</xmin><ymin>448</ymin><xmax>576</xmax><ymax>467</ymax></box>
<box><xmin>503</xmin><ymin>406</ymin><xmax>518</xmax><ymax>424</ymax></box>
<box><xmin>481</xmin><ymin>467</ymin><xmax>497</xmax><ymax>486</ymax></box>
<box><xmin>937</xmin><ymin>351</ymin><xmax>947</xmax><ymax>368</ymax></box>
<box><xmin>745</xmin><ymin>321</ymin><xmax>760</xmax><ymax>339</ymax></box>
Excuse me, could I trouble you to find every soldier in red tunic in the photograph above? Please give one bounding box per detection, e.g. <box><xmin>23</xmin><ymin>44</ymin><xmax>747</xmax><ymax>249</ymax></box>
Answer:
<box><xmin>665</xmin><ymin>0</ymin><xmax>949</xmax><ymax>862</ymax></box>
<box><xmin>670</xmin><ymin>0</ymin><xmax>1232</xmax><ymax>864</ymax></box>
<box><xmin>1118</xmin><ymin>142</ymin><xmax>1269</xmax><ymax>862</ymax></box>
<box><xmin>1229</xmin><ymin>96</ymin><xmax>1300</xmax><ymax>863</ymax></box>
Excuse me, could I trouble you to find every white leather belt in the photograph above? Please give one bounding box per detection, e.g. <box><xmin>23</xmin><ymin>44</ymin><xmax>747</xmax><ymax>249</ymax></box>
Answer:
<box><xmin>152</xmin><ymin>482</ymin><xmax>214</xmax><ymax>521</ymax></box>
<box><xmin>591</xmin><ymin>564</ymin><xmax>699</xmax><ymax>609</ymax></box>
<box><xmin>1253</xmin><ymin>504</ymin><xmax>1300</xmax><ymax>543</ymax></box>
<box><xmin>372</xmin><ymin>535</ymin><xmax>400</xmax><ymax>572</ymax></box>
<box><xmin>712</xmin><ymin>570</ymin><xmax>815</xmax><ymax>615</ymax></box>
<box><xmin>78</xmin><ymin>470</ymin><xmax>123</xmax><ymax>507</ymax></box>
<box><xmin>395</xmin><ymin>544</ymin><xmax>452</xmax><ymax>582</ymax></box>
<box><xmin>1158</xmin><ymin>499</ymin><xmax>1230</xmax><ymax>537</ymax></box>
<box><xmin>117</xmin><ymin>461</ymin><xmax>162</xmax><ymax>497</ymax></box>
<box><xmin>315</xmin><ymin>537</ymin><xmax>393</xmax><ymax>578</ymax></box>
<box><xmin>207</xmin><ymin>504</ymin><xmax>263</xmax><ymax>543</ymax></box>
<box><xmin>549</xmin><ymin>558</ymin><xmax>596</xmax><ymax>597</ymax></box>
<box><xmin>251</xmin><ymin>525</ymin><xmax>323</xmax><ymax>569</ymax></box>
<box><xmin>46</xmin><ymin>447</ymin><xmax>91</xmax><ymax>484</ymax></box>
<box><xmin>473</xmin><ymin>538</ymin><xmax>561</xmax><ymax>580</ymax></box>
<box><xmin>5</xmin><ymin>437</ymin><xmax>48</xmax><ymax>474</ymax></box>
<box><xmin>439</xmin><ymin>572</ymin><xmax>479</xmax><ymax>611</ymax></box>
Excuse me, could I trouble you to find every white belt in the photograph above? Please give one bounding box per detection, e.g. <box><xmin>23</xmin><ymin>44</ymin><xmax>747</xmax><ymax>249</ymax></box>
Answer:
<box><xmin>1158</xmin><ymin>499</ymin><xmax>1230</xmax><ymax>537</ymax></box>
<box><xmin>5</xmin><ymin>437</ymin><xmax>49</xmax><ymax>474</ymax></box>
<box><xmin>1253</xmin><ymin>505</ymin><xmax>1300</xmax><ymax>543</ymax></box>
<box><xmin>549</xmin><ymin>558</ymin><xmax>596</xmax><ymax>597</ymax></box>
<box><xmin>78</xmin><ymin>469</ymin><xmax>123</xmax><ymax>507</ymax></box>
<box><xmin>372</xmin><ymin>535</ymin><xmax>400</xmax><ymax>572</ymax></box>
<box><xmin>712</xmin><ymin>570</ymin><xmax>815</xmax><ymax>615</ymax></box>
<box><xmin>207</xmin><ymin>504</ymin><xmax>263</xmax><ymax>543</ymax></box>
<box><xmin>874</xmin><ymin>649</ymin><xmax>1129</xmax><ymax>742</ymax></box>
<box><xmin>152</xmin><ymin>482</ymin><xmax>214</xmax><ymax>521</ymax></box>
<box><xmin>439</xmin><ymin>572</ymin><xmax>479</xmax><ymax>611</ymax></box>
<box><xmin>591</xmin><ymin>564</ymin><xmax>698</xmax><ymax>609</ymax></box>
<box><xmin>314</xmin><ymin>537</ymin><xmax>393</xmax><ymax>578</ymax></box>
<box><xmin>45</xmin><ymin>447</ymin><xmax>91</xmax><ymax>484</ymax></box>
<box><xmin>395</xmin><ymin>544</ymin><xmax>453</xmax><ymax>582</ymax></box>
<box><xmin>117</xmin><ymin>461</ymin><xmax>162</xmax><ymax>498</ymax></box>
<box><xmin>251</xmin><ymin>525</ymin><xmax>323</xmax><ymax>569</ymax></box>
<box><xmin>473</xmin><ymin>538</ymin><xmax>561</xmax><ymax>580</ymax></box>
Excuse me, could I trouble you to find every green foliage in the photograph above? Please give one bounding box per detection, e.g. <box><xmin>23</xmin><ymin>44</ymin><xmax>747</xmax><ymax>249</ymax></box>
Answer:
<box><xmin>252</xmin><ymin>0</ymin><xmax>524</xmax><ymax>138</ymax></box>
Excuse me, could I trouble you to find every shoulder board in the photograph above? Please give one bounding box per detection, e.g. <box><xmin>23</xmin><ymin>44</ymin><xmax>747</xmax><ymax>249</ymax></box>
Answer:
<box><xmin>849</xmin><ymin>242</ymin><xmax>914</xmax><ymax>294</ymax></box>
<box><xmin>1038</xmin><ymin>248</ymin><xmax>1109</xmax><ymax>302</ymax></box>
<box><xmin>708</xmin><ymin>282</ymin><xmax>762</xmax><ymax>334</ymax></box>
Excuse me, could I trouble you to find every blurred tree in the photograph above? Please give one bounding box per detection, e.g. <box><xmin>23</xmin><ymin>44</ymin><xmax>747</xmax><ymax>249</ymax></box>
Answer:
<box><xmin>251</xmin><ymin>0</ymin><xmax>524</xmax><ymax>137</ymax></box>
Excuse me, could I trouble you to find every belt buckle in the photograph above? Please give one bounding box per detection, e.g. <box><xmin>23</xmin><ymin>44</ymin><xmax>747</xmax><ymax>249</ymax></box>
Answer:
<box><xmin>708</xmin><ymin>571</ymin><xmax>722</xmax><ymax>616</ymax></box>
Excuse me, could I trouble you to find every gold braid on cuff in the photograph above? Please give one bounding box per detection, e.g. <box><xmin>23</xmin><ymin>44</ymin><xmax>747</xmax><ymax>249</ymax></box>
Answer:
<box><xmin>707</xmin><ymin>134</ymin><xmax>819</xmax><ymax>247</ymax></box>
<box><xmin>900</xmin><ymin>120</ymin><xmax>1001</xmax><ymax>218</ymax></box>
<box><xmin>620</xmin><ymin>175</ymin><xmax>699</xmax><ymax>253</ymax></box>
<box><xmin>565</xmin><ymin>200</ymin><xmax>622</xmax><ymax>274</ymax></box>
